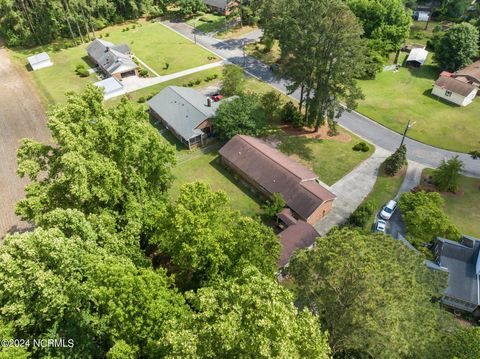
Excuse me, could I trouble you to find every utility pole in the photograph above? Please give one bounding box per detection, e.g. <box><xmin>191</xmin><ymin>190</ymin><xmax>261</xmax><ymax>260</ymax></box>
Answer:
<box><xmin>400</xmin><ymin>120</ymin><xmax>416</xmax><ymax>147</ymax></box>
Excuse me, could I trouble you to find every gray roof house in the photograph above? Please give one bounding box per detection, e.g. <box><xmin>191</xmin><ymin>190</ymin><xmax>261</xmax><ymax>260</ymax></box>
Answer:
<box><xmin>203</xmin><ymin>0</ymin><xmax>235</xmax><ymax>14</ymax></box>
<box><xmin>427</xmin><ymin>235</ymin><xmax>480</xmax><ymax>315</ymax></box>
<box><xmin>148</xmin><ymin>86</ymin><xmax>221</xmax><ymax>149</ymax></box>
<box><xmin>86</xmin><ymin>39</ymin><xmax>138</xmax><ymax>79</ymax></box>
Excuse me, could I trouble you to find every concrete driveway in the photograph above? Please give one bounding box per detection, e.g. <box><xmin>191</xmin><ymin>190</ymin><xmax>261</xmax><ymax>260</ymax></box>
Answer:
<box><xmin>0</xmin><ymin>46</ymin><xmax>51</xmax><ymax>239</ymax></box>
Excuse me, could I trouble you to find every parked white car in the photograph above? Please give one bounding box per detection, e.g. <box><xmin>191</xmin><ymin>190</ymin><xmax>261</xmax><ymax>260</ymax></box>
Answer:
<box><xmin>380</xmin><ymin>200</ymin><xmax>397</xmax><ymax>220</ymax></box>
<box><xmin>375</xmin><ymin>219</ymin><xmax>387</xmax><ymax>233</ymax></box>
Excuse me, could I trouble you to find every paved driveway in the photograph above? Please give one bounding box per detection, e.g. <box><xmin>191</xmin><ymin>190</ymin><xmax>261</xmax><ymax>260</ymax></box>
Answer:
<box><xmin>162</xmin><ymin>20</ymin><xmax>480</xmax><ymax>178</ymax></box>
<box><xmin>0</xmin><ymin>46</ymin><xmax>51</xmax><ymax>239</ymax></box>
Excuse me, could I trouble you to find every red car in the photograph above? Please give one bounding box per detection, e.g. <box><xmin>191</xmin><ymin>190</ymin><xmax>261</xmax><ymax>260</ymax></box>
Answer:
<box><xmin>210</xmin><ymin>94</ymin><xmax>224</xmax><ymax>102</ymax></box>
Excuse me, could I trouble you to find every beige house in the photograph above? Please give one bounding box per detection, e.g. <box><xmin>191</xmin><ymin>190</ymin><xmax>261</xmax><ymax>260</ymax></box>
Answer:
<box><xmin>432</xmin><ymin>71</ymin><xmax>478</xmax><ymax>107</ymax></box>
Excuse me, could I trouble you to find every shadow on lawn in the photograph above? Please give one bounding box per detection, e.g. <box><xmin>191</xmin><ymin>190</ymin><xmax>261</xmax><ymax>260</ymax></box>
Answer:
<box><xmin>407</xmin><ymin>64</ymin><xmax>439</xmax><ymax>80</ymax></box>
<box><xmin>275</xmin><ymin>133</ymin><xmax>315</xmax><ymax>162</ymax></box>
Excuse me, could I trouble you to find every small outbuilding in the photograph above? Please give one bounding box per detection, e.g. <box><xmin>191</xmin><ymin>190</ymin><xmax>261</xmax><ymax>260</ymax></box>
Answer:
<box><xmin>432</xmin><ymin>71</ymin><xmax>478</xmax><ymax>106</ymax></box>
<box><xmin>27</xmin><ymin>52</ymin><xmax>53</xmax><ymax>71</ymax></box>
<box><xmin>413</xmin><ymin>11</ymin><xmax>430</xmax><ymax>22</ymax></box>
<box><xmin>93</xmin><ymin>77</ymin><xmax>126</xmax><ymax>100</ymax></box>
<box><xmin>406</xmin><ymin>47</ymin><xmax>429</xmax><ymax>67</ymax></box>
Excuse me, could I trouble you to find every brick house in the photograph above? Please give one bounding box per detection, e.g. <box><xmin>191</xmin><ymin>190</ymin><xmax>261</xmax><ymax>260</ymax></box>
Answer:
<box><xmin>219</xmin><ymin>135</ymin><xmax>337</xmax><ymax>224</ymax></box>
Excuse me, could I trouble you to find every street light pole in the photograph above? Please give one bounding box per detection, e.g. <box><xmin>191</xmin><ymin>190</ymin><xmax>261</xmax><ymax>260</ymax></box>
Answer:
<box><xmin>400</xmin><ymin>120</ymin><xmax>415</xmax><ymax>147</ymax></box>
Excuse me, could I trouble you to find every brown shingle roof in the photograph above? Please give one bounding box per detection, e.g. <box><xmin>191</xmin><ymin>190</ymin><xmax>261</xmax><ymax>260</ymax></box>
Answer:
<box><xmin>278</xmin><ymin>221</ymin><xmax>318</xmax><ymax>267</ymax></box>
<box><xmin>453</xmin><ymin>60</ymin><xmax>480</xmax><ymax>84</ymax></box>
<box><xmin>219</xmin><ymin>135</ymin><xmax>336</xmax><ymax>220</ymax></box>
<box><xmin>434</xmin><ymin>75</ymin><xmax>477</xmax><ymax>97</ymax></box>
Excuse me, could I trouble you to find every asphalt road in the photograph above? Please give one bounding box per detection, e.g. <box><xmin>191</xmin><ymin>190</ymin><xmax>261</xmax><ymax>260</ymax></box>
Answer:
<box><xmin>163</xmin><ymin>20</ymin><xmax>480</xmax><ymax>178</ymax></box>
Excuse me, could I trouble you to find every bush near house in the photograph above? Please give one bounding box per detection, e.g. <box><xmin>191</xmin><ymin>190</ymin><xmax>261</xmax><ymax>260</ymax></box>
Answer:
<box><xmin>352</xmin><ymin>141</ymin><xmax>370</xmax><ymax>152</ymax></box>
<box><xmin>347</xmin><ymin>202</ymin><xmax>375</xmax><ymax>229</ymax></box>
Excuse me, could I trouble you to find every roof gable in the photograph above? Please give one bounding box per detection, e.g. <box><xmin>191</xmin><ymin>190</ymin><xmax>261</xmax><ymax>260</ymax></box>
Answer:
<box><xmin>148</xmin><ymin>86</ymin><xmax>219</xmax><ymax>140</ymax></box>
<box><xmin>434</xmin><ymin>75</ymin><xmax>477</xmax><ymax>97</ymax></box>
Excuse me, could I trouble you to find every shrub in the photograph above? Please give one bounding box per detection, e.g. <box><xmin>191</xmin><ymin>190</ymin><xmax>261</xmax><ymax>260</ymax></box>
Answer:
<box><xmin>163</xmin><ymin>63</ymin><xmax>170</xmax><ymax>70</ymax></box>
<box><xmin>194</xmin><ymin>79</ymin><xmax>202</xmax><ymax>85</ymax></box>
<box><xmin>352</xmin><ymin>142</ymin><xmax>370</xmax><ymax>152</ymax></box>
<box><xmin>384</xmin><ymin>145</ymin><xmax>407</xmax><ymax>176</ymax></box>
<box><xmin>139</xmin><ymin>68</ymin><xmax>149</xmax><ymax>77</ymax></box>
<box><xmin>146</xmin><ymin>93</ymin><xmax>155</xmax><ymax>100</ymax></box>
<box><xmin>75</xmin><ymin>67</ymin><xmax>89</xmax><ymax>77</ymax></box>
<box><xmin>137</xmin><ymin>97</ymin><xmax>146</xmax><ymax>103</ymax></box>
<box><xmin>132</xmin><ymin>25</ymin><xmax>136</xmax><ymax>29</ymax></box>
<box><xmin>347</xmin><ymin>202</ymin><xmax>375</xmax><ymax>228</ymax></box>
<box><xmin>281</xmin><ymin>102</ymin><xmax>304</xmax><ymax>128</ymax></box>
<box><xmin>105</xmin><ymin>32</ymin><xmax>110</xmax><ymax>37</ymax></box>
<box><xmin>432</xmin><ymin>156</ymin><xmax>464</xmax><ymax>192</ymax></box>
<box><xmin>75</xmin><ymin>64</ymin><xmax>85</xmax><ymax>71</ymax></box>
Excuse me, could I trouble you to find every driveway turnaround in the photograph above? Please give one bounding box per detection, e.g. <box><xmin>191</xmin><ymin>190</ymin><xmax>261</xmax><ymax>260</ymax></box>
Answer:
<box><xmin>0</xmin><ymin>46</ymin><xmax>51</xmax><ymax>239</ymax></box>
<box><xmin>162</xmin><ymin>20</ymin><xmax>480</xmax><ymax>178</ymax></box>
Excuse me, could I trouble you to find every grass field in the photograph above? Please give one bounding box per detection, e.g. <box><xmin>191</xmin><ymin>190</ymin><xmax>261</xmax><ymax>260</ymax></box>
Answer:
<box><xmin>422</xmin><ymin>169</ymin><xmax>480</xmax><ymax>237</ymax></box>
<box><xmin>186</xmin><ymin>13</ymin><xmax>226</xmax><ymax>33</ymax></box>
<box><xmin>357</xmin><ymin>55</ymin><xmax>480</xmax><ymax>153</ymax></box>
<box><xmin>275</xmin><ymin>131</ymin><xmax>374</xmax><ymax>186</ymax></box>
<box><xmin>245</xmin><ymin>41</ymin><xmax>281</xmax><ymax>66</ymax></box>
<box><xmin>362</xmin><ymin>164</ymin><xmax>407</xmax><ymax>229</ymax></box>
<box><xmin>9</xmin><ymin>20</ymin><xmax>218</xmax><ymax>105</ymax></box>
<box><xmin>170</xmin><ymin>152</ymin><xmax>263</xmax><ymax>217</ymax></box>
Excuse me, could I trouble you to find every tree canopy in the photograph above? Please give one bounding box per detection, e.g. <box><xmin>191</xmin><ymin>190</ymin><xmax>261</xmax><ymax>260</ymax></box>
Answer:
<box><xmin>16</xmin><ymin>84</ymin><xmax>176</xmax><ymax>238</ymax></box>
<box><xmin>163</xmin><ymin>266</ymin><xmax>332</xmax><ymax>359</ymax></box>
<box><xmin>434</xmin><ymin>23</ymin><xmax>479</xmax><ymax>71</ymax></box>
<box><xmin>152</xmin><ymin>182</ymin><xmax>280</xmax><ymax>289</ymax></box>
<box><xmin>0</xmin><ymin>0</ymin><xmax>170</xmax><ymax>47</ymax></box>
<box><xmin>287</xmin><ymin>228</ymin><xmax>451</xmax><ymax>359</ymax></box>
<box><xmin>213</xmin><ymin>94</ymin><xmax>268</xmax><ymax>140</ymax></box>
<box><xmin>432</xmin><ymin>156</ymin><xmax>464</xmax><ymax>192</ymax></box>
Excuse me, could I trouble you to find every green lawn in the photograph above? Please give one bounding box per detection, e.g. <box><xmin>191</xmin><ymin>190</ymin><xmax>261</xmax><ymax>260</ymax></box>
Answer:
<box><xmin>357</xmin><ymin>56</ymin><xmax>480</xmax><ymax>153</ymax></box>
<box><xmin>170</xmin><ymin>151</ymin><xmax>263</xmax><ymax>217</ymax></box>
<box><xmin>407</xmin><ymin>20</ymin><xmax>442</xmax><ymax>45</ymax></box>
<box><xmin>186</xmin><ymin>13</ymin><xmax>226</xmax><ymax>33</ymax></box>
<box><xmin>9</xmin><ymin>20</ymin><xmax>218</xmax><ymax>105</ymax></box>
<box><xmin>275</xmin><ymin>131</ymin><xmax>375</xmax><ymax>186</ymax></box>
<box><xmin>362</xmin><ymin>164</ymin><xmax>407</xmax><ymax>229</ymax></box>
<box><xmin>423</xmin><ymin>169</ymin><xmax>480</xmax><ymax>238</ymax></box>
<box><xmin>245</xmin><ymin>41</ymin><xmax>281</xmax><ymax>66</ymax></box>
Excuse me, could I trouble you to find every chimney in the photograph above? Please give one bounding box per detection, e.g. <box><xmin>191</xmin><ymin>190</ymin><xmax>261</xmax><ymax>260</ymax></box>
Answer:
<box><xmin>207</xmin><ymin>98</ymin><xmax>212</xmax><ymax>107</ymax></box>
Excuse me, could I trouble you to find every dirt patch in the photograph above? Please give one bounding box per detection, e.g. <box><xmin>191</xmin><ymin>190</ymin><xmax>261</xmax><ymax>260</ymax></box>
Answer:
<box><xmin>280</xmin><ymin>124</ymin><xmax>351</xmax><ymax>143</ymax></box>
<box><xmin>0</xmin><ymin>46</ymin><xmax>51</xmax><ymax>239</ymax></box>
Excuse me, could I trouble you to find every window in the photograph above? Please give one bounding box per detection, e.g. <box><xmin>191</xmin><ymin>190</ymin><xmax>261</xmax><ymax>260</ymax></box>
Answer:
<box><xmin>445</xmin><ymin>90</ymin><xmax>452</xmax><ymax>97</ymax></box>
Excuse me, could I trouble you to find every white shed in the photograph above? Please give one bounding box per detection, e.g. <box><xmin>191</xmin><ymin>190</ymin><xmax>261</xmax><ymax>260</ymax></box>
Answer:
<box><xmin>432</xmin><ymin>74</ymin><xmax>478</xmax><ymax>107</ymax></box>
<box><xmin>414</xmin><ymin>11</ymin><xmax>430</xmax><ymax>22</ymax></box>
<box><xmin>93</xmin><ymin>77</ymin><xmax>126</xmax><ymax>100</ymax></box>
<box><xmin>27</xmin><ymin>52</ymin><xmax>53</xmax><ymax>71</ymax></box>
<box><xmin>406</xmin><ymin>48</ymin><xmax>429</xmax><ymax>68</ymax></box>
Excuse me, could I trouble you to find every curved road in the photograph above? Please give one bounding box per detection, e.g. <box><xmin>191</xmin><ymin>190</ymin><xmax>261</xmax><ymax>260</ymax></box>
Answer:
<box><xmin>162</xmin><ymin>20</ymin><xmax>480</xmax><ymax>178</ymax></box>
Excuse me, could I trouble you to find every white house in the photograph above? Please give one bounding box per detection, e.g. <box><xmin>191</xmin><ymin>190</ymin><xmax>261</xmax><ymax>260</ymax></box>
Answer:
<box><xmin>406</xmin><ymin>47</ymin><xmax>429</xmax><ymax>68</ymax></box>
<box><xmin>27</xmin><ymin>52</ymin><xmax>53</xmax><ymax>71</ymax></box>
<box><xmin>93</xmin><ymin>77</ymin><xmax>126</xmax><ymax>100</ymax></box>
<box><xmin>432</xmin><ymin>72</ymin><xmax>478</xmax><ymax>107</ymax></box>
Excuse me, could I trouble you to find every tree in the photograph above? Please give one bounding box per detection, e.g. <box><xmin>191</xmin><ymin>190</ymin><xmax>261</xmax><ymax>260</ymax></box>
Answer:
<box><xmin>346</xmin><ymin>201</ymin><xmax>375</xmax><ymax>228</ymax></box>
<box><xmin>287</xmin><ymin>228</ymin><xmax>451</xmax><ymax>358</ymax></box>
<box><xmin>221</xmin><ymin>64</ymin><xmax>245</xmax><ymax>96</ymax></box>
<box><xmin>432</xmin><ymin>156</ymin><xmax>464</xmax><ymax>192</ymax></box>
<box><xmin>282</xmin><ymin>101</ymin><xmax>305</xmax><ymax>128</ymax></box>
<box><xmin>434</xmin><ymin>23</ymin><xmax>479</xmax><ymax>71</ymax></box>
<box><xmin>470</xmin><ymin>150</ymin><xmax>480</xmax><ymax>159</ymax></box>
<box><xmin>152</xmin><ymin>182</ymin><xmax>280</xmax><ymax>289</ymax></box>
<box><xmin>347</xmin><ymin>0</ymin><xmax>412</xmax><ymax>55</ymax></box>
<box><xmin>213</xmin><ymin>94</ymin><xmax>268</xmax><ymax>140</ymax></box>
<box><xmin>177</xmin><ymin>0</ymin><xmax>207</xmax><ymax>17</ymax></box>
<box><xmin>162</xmin><ymin>266</ymin><xmax>332</xmax><ymax>358</ymax></box>
<box><xmin>262</xmin><ymin>192</ymin><xmax>286</xmax><ymax>218</ymax></box>
<box><xmin>275</xmin><ymin>0</ymin><xmax>366</xmax><ymax>132</ymax></box>
<box><xmin>432</xmin><ymin>326</ymin><xmax>480</xmax><ymax>359</ymax></box>
<box><xmin>0</xmin><ymin>225</ymin><xmax>189</xmax><ymax>358</ymax></box>
<box><xmin>16</xmin><ymin>84</ymin><xmax>176</xmax><ymax>237</ymax></box>
<box><xmin>260</xmin><ymin>90</ymin><xmax>282</xmax><ymax>123</ymax></box>
<box><xmin>399</xmin><ymin>191</ymin><xmax>461</xmax><ymax>242</ymax></box>
<box><xmin>384</xmin><ymin>144</ymin><xmax>407</xmax><ymax>176</ymax></box>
